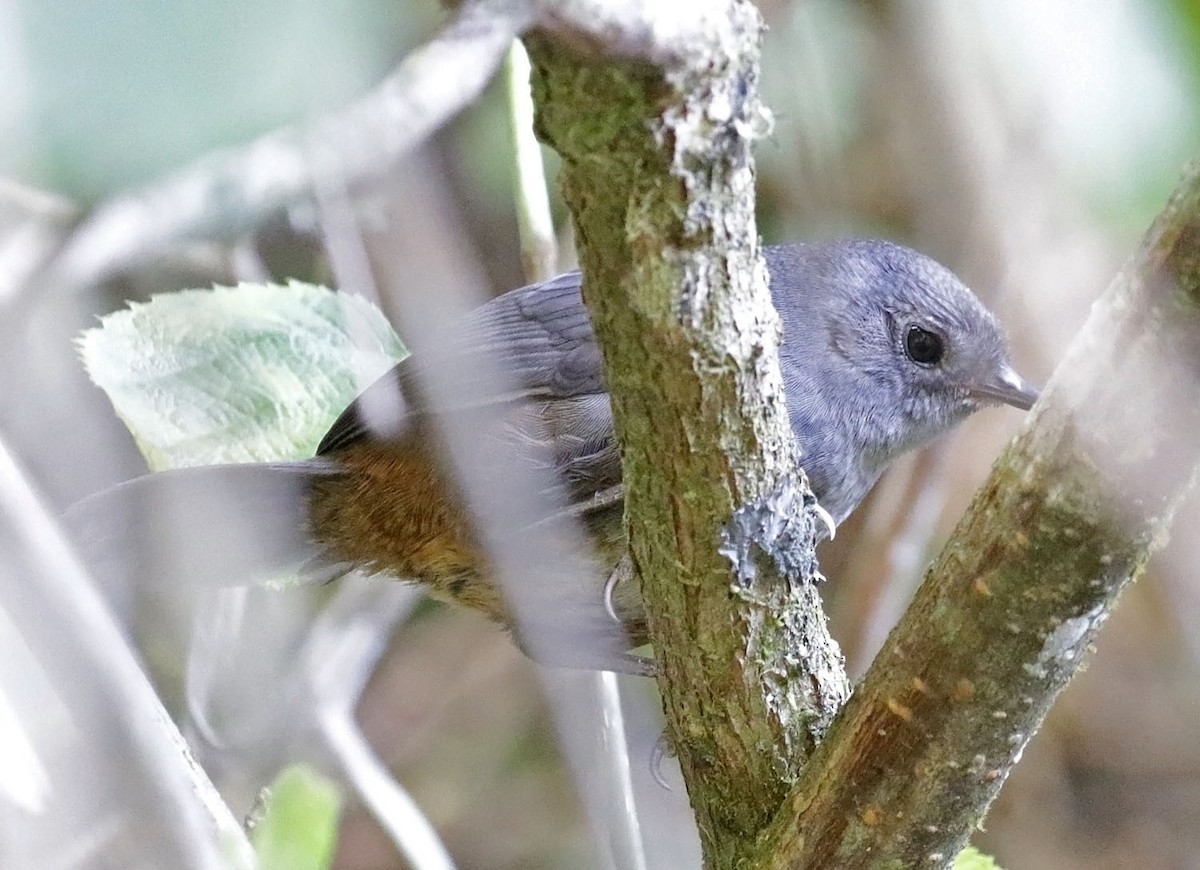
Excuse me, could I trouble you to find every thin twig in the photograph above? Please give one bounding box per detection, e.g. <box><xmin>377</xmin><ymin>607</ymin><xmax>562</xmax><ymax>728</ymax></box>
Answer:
<box><xmin>507</xmin><ymin>39</ymin><xmax>649</xmax><ymax>869</ymax></box>
<box><xmin>319</xmin><ymin>707</ymin><xmax>457</xmax><ymax>870</ymax></box>
<box><xmin>0</xmin><ymin>433</ymin><xmax>254</xmax><ymax>870</ymax></box>
<box><xmin>595</xmin><ymin>671</ymin><xmax>648</xmax><ymax>870</ymax></box>
<box><xmin>506</xmin><ymin>40</ymin><xmax>558</xmax><ymax>282</ymax></box>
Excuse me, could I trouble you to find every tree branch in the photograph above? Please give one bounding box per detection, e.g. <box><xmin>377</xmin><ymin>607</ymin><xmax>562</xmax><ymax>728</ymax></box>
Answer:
<box><xmin>756</xmin><ymin>161</ymin><xmax>1200</xmax><ymax>867</ymax></box>
<box><xmin>0</xmin><ymin>434</ymin><xmax>254</xmax><ymax>870</ymax></box>
<box><xmin>6</xmin><ymin>0</ymin><xmax>532</xmax><ymax>306</ymax></box>
<box><xmin>526</xmin><ymin>3</ymin><xmax>849</xmax><ymax>865</ymax></box>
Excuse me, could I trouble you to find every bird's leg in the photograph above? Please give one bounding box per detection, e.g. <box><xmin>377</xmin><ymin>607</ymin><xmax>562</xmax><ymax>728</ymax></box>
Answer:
<box><xmin>811</xmin><ymin>501</ymin><xmax>837</xmax><ymax>540</ymax></box>
<box><xmin>603</xmin><ymin>551</ymin><xmax>634</xmax><ymax>623</ymax></box>
<box><xmin>650</xmin><ymin>732</ymin><xmax>675</xmax><ymax>791</ymax></box>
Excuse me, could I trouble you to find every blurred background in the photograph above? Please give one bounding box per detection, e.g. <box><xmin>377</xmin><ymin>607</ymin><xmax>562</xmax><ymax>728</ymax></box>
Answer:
<box><xmin>1</xmin><ymin>0</ymin><xmax>1199</xmax><ymax>868</ymax></box>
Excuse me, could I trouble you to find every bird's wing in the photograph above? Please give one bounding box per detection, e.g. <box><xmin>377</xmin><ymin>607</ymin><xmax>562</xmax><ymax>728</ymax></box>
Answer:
<box><xmin>316</xmin><ymin>271</ymin><xmax>621</xmax><ymax>501</ymax></box>
<box><xmin>460</xmin><ymin>270</ymin><xmax>608</xmax><ymax>398</ymax></box>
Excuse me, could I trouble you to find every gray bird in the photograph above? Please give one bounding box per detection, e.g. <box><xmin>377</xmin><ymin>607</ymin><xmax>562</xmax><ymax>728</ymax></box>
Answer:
<box><xmin>69</xmin><ymin>240</ymin><xmax>1037</xmax><ymax>671</ymax></box>
<box><xmin>769</xmin><ymin>240</ymin><xmax>1035</xmax><ymax>526</ymax></box>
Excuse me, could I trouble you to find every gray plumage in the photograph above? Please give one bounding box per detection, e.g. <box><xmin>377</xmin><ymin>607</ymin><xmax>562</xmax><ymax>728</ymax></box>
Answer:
<box><xmin>321</xmin><ymin>239</ymin><xmax>1036</xmax><ymax>527</ymax></box>
<box><xmin>67</xmin><ymin>240</ymin><xmax>1036</xmax><ymax>668</ymax></box>
<box><xmin>769</xmin><ymin>240</ymin><xmax>1035</xmax><ymax>523</ymax></box>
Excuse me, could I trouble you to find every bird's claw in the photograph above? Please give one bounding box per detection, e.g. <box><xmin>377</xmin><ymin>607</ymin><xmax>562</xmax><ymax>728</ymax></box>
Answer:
<box><xmin>603</xmin><ymin>566</ymin><xmax>622</xmax><ymax>623</ymax></box>
<box><xmin>603</xmin><ymin>554</ymin><xmax>633</xmax><ymax>624</ymax></box>
<box><xmin>651</xmin><ymin>732</ymin><xmax>674</xmax><ymax>791</ymax></box>
<box><xmin>812</xmin><ymin>501</ymin><xmax>837</xmax><ymax>540</ymax></box>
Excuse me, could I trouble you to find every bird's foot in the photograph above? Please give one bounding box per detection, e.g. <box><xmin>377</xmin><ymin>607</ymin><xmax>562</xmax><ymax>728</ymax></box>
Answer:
<box><xmin>812</xmin><ymin>501</ymin><xmax>837</xmax><ymax>540</ymax></box>
<box><xmin>651</xmin><ymin>732</ymin><xmax>675</xmax><ymax>791</ymax></box>
<box><xmin>603</xmin><ymin>552</ymin><xmax>634</xmax><ymax>623</ymax></box>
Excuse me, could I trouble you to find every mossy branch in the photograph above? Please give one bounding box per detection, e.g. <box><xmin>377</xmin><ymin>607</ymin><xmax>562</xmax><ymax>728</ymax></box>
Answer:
<box><xmin>526</xmin><ymin>3</ymin><xmax>849</xmax><ymax>865</ymax></box>
<box><xmin>755</xmin><ymin>163</ymin><xmax>1200</xmax><ymax>867</ymax></box>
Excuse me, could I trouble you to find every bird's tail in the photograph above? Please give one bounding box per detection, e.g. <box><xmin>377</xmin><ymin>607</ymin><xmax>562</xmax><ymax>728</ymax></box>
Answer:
<box><xmin>64</xmin><ymin>462</ymin><xmax>350</xmax><ymax>594</ymax></box>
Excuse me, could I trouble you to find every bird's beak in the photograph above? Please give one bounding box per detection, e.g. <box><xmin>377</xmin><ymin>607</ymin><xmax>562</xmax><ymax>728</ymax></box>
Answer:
<box><xmin>971</xmin><ymin>364</ymin><xmax>1039</xmax><ymax>411</ymax></box>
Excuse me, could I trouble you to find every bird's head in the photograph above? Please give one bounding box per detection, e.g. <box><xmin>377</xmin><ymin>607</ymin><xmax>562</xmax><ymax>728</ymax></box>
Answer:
<box><xmin>771</xmin><ymin>239</ymin><xmax>1038</xmax><ymax>469</ymax></box>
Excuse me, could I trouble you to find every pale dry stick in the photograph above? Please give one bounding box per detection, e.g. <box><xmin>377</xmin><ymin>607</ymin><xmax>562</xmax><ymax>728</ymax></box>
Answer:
<box><xmin>190</xmin><ymin>583</ymin><xmax>445</xmax><ymax>865</ymax></box>
<box><xmin>187</xmin><ymin>565</ymin><xmax>449</xmax><ymax>863</ymax></box>
<box><xmin>507</xmin><ymin>38</ymin><xmax>650</xmax><ymax>870</ymax></box>
<box><xmin>858</xmin><ymin>450</ymin><xmax>951</xmax><ymax>657</ymax></box>
<box><xmin>181</xmin><ymin>158</ymin><xmax>395</xmax><ymax>754</ymax></box>
<box><xmin>0</xmin><ymin>180</ymin><xmax>77</xmax><ymax>326</ymax></box>
<box><xmin>302</xmin><ymin>582</ymin><xmax>422</xmax><ymax>725</ymax></box>
<box><xmin>0</xmin><ymin>686</ymin><xmax>48</xmax><ymax>817</ymax></box>
<box><xmin>361</xmin><ymin>153</ymin><xmax>645</xmax><ymax>869</ymax></box>
<box><xmin>0</xmin><ymin>433</ymin><xmax>254</xmax><ymax>870</ymax></box>
<box><xmin>304</xmin><ymin>582</ymin><xmax>456</xmax><ymax>870</ymax></box>
<box><xmin>319</xmin><ymin>707</ymin><xmax>456</xmax><ymax>870</ymax></box>
<box><xmin>299</xmin><ymin>114</ymin><xmax>641</xmax><ymax>869</ymax></box>
<box><xmin>311</xmin><ymin>130</ymin><xmax>418</xmax><ymax>447</ymax></box>
<box><xmin>506</xmin><ymin>40</ymin><xmax>558</xmax><ymax>283</ymax></box>
<box><xmin>6</xmin><ymin>0</ymin><xmax>792</xmax><ymax>312</ymax></box>
<box><xmin>311</xmin><ymin>132</ymin><xmax>381</xmax><ymax>310</ymax></box>
<box><xmin>179</xmin><ymin>162</ymin><xmax>371</xmax><ymax>752</ymax></box>
<box><xmin>0</xmin><ymin>180</ymin><xmax>75</xmax><ymax>226</ymax></box>
<box><xmin>595</xmin><ymin>670</ymin><xmax>649</xmax><ymax>870</ymax></box>
<box><xmin>537</xmin><ymin>669</ymin><xmax>650</xmax><ymax>870</ymax></box>
<box><xmin>835</xmin><ymin>448</ymin><xmax>950</xmax><ymax>673</ymax></box>
<box><xmin>295</xmin><ymin>146</ymin><xmax>455</xmax><ymax>866</ymax></box>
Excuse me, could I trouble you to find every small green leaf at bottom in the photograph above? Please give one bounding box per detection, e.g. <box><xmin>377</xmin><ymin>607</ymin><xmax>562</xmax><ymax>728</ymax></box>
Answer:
<box><xmin>955</xmin><ymin>845</ymin><xmax>1005</xmax><ymax>870</ymax></box>
<box><xmin>250</xmin><ymin>764</ymin><xmax>343</xmax><ymax>870</ymax></box>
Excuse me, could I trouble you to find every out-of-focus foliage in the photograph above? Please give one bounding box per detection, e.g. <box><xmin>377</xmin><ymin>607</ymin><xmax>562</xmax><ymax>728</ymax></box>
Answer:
<box><xmin>974</xmin><ymin>1</ymin><xmax>1199</xmax><ymax>231</ymax></box>
<box><xmin>755</xmin><ymin>0</ymin><xmax>1199</xmax><ymax>242</ymax></box>
<box><xmin>251</xmin><ymin>764</ymin><xmax>343</xmax><ymax>870</ymax></box>
<box><xmin>78</xmin><ymin>283</ymin><xmax>404</xmax><ymax>468</ymax></box>
<box><xmin>3</xmin><ymin>0</ymin><xmax>434</xmax><ymax>200</ymax></box>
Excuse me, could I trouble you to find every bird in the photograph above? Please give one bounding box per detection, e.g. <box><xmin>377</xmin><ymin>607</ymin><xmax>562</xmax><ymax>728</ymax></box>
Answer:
<box><xmin>68</xmin><ymin>239</ymin><xmax>1038</xmax><ymax>672</ymax></box>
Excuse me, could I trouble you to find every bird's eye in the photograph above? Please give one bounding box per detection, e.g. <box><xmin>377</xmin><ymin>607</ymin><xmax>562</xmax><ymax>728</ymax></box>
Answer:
<box><xmin>905</xmin><ymin>325</ymin><xmax>945</xmax><ymax>365</ymax></box>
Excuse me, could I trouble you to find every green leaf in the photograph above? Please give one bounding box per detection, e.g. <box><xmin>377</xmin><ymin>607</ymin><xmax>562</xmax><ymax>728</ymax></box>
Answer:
<box><xmin>79</xmin><ymin>282</ymin><xmax>405</xmax><ymax>470</ymax></box>
<box><xmin>954</xmin><ymin>845</ymin><xmax>1005</xmax><ymax>870</ymax></box>
<box><xmin>250</xmin><ymin>764</ymin><xmax>343</xmax><ymax>870</ymax></box>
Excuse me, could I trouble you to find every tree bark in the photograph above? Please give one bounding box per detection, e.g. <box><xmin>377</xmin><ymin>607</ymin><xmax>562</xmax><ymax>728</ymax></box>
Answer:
<box><xmin>526</xmin><ymin>4</ymin><xmax>850</xmax><ymax>865</ymax></box>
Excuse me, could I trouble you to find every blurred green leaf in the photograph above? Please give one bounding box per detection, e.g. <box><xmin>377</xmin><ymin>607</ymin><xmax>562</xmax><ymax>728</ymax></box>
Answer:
<box><xmin>79</xmin><ymin>282</ymin><xmax>405</xmax><ymax>470</ymax></box>
<box><xmin>955</xmin><ymin>845</ymin><xmax>1005</xmax><ymax>870</ymax></box>
<box><xmin>1168</xmin><ymin>0</ymin><xmax>1200</xmax><ymax>79</ymax></box>
<box><xmin>250</xmin><ymin>764</ymin><xmax>343</xmax><ymax>870</ymax></box>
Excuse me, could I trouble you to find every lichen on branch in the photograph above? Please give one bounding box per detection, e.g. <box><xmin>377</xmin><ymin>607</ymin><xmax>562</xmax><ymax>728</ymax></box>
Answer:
<box><xmin>526</xmin><ymin>3</ymin><xmax>848</xmax><ymax>864</ymax></box>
